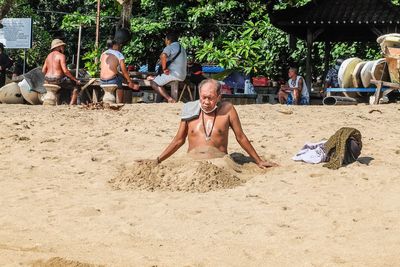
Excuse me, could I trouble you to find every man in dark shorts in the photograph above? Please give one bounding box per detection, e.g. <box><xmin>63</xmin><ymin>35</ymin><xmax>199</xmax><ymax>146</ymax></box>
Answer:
<box><xmin>100</xmin><ymin>39</ymin><xmax>138</xmax><ymax>103</ymax></box>
<box><xmin>42</xmin><ymin>39</ymin><xmax>81</xmax><ymax>104</ymax></box>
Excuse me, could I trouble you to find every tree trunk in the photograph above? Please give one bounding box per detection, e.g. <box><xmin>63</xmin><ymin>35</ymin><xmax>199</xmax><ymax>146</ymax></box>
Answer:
<box><xmin>120</xmin><ymin>0</ymin><xmax>133</xmax><ymax>28</ymax></box>
<box><xmin>0</xmin><ymin>0</ymin><xmax>15</xmax><ymax>20</ymax></box>
<box><xmin>306</xmin><ymin>28</ymin><xmax>313</xmax><ymax>91</ymax></box>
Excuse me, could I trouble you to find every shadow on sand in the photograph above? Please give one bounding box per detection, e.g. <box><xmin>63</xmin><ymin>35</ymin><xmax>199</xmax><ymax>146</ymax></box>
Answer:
<box><xmin>357</xmin><ymin>156</ymin><xmax>374</xmax><ymax>166</ymax></box>
<box><xmin>230</xmin><ymin>152</ymin><xmax>256</xmax><ymax>165</ymax></box>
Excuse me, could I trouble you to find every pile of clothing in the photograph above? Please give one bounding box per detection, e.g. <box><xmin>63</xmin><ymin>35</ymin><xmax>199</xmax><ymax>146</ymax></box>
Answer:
<box><xmin>293</xmin><ymin>127</ymin><xmax>362</xmax><ymax>169</ymax></box>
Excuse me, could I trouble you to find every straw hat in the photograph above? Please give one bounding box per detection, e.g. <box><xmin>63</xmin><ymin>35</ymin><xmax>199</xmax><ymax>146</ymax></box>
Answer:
<box><xmin>50</xmin><ymin>39</ymin><xmax>66</xmax><ymax>50</ymax></box>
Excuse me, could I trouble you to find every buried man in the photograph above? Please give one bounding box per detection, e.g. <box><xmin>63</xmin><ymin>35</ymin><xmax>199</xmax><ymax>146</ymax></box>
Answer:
<box><xmin>42</xmin><ymin>39</ymin><xmax>81</xmax><ymax>105</ymax></box>
<box><xmin>152</xmin><ymin>79</ymin><xmax>278</xmax><ymax>169</ymax></box>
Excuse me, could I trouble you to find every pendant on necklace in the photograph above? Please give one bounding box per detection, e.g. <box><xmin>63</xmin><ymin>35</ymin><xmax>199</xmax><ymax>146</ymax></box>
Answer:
<box><xmin>205</xmin><ymin>136</ymin><xmax>211</xmax><ymax>141</ymax></box>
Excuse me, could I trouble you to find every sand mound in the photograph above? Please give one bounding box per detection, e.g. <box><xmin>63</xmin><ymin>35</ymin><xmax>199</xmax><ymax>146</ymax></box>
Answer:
<box><xmin>31</xmin><ymin>257</ymin><xmax>103</xmax><ymax>267</ymax></box>
<box><xmin>109</xmin><ymin>157</ymin><xmax>250</xmax><ymax>193</ymax></box>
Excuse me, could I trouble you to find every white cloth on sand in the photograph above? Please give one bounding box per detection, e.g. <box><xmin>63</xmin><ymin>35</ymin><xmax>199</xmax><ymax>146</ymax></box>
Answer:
<box><xmin>181</xmin><ymin>100</ymin><xmax>200</xmax><ymax>121</ymax></box>
<box><xmin>292</xmin><ymin>141</ymin><xmax>328</xmax><ymax>164</ymax></box>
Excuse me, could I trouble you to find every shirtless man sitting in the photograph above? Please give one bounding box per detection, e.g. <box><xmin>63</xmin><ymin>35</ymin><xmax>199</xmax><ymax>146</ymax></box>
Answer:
<box><xmin>100</xmin><ymin>39</ymin><xmax>138</xmax><ymax>103</ymax></box>
<box><xmin>153</xmin><ymin>79</ymin><xmax>278</xmax><ymax>169</ymax></box>
<box><xmin>42</xmin><ymin>39</ymin><xmax>81</xmax><ymax>105</ymax></box>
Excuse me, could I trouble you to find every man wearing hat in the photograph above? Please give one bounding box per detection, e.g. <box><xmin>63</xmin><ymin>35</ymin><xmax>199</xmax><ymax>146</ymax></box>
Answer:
<box><xmin>42</xmin><ymin>39</ymin><xmax>81</xmax><ymax>104</ymax></box>
<box><xmin>0</xmin><ymin>42</ymin><xmax>13</xmax><ymax>87</ymax></box>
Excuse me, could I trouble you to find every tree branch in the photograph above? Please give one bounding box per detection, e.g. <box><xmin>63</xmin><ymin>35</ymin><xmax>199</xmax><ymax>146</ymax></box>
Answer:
<box><xmin>0</xmin><ymin>0</ymin><xmax>15</xmax><ymax>20</ymax></box>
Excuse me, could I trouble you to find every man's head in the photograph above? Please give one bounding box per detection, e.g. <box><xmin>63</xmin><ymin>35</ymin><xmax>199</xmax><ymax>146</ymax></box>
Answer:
<box><xmin>288</xmin><ymin>67</ymin><xmax>298</xmax><ymax>79</ymax></box>
<box><xmin>107</xmin><ymin>39</ymin><xmax>121</xmax><ymax>51</ymax></box>
<box><xmin>51</xmin><ymin>39</ymin><xmax>66</xmax><ymax>53</ymax></box>
<box><xmin>198</xmin><ymin>79</ymin><xmax>221</xmax><ymax>113</ymax></box>
<box><xmin>165</xmin><ymin>32</ymin><xmax>178</xmax><ymax>46</ymax></box>
<box><xmin>106</xmin><ymin>38</ymin><xmax>114</xmax><ymax>49</ymax></box>
<box><xmin>335</xmin><ymin>58</ymin><xmax>344</xmax><ymax>70</ymax></box>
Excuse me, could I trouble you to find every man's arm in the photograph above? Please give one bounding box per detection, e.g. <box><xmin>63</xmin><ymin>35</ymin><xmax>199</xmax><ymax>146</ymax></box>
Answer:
<box><xmin>160</xmin><ymin>53</ymin><xmax>170</xmax><ymax>75</ymax></box>
<box><xmin>119</xmin><ymin>59</ymin><xmax>137</xmax><ymax>90</ymax></box>
<box><xmin>292</xmin><ymin>78</ymin><xmax>303</xmax><ymax>104</ymax></box>
<box><xmin>229</xmin><ymin>105</ymin><xmax>277</xmax><ymax>168</ymax></box>
<box><xmin>42</xmin><ymin>60</ymin><xmax>48</xmax><ymax>74</ymax></box>
<box><xmin>60</xmin><ymin>55</ymin><xmax>80</xmax><ymax>84</ymax></box>
<box><xmin>157</xmin><ymin>120</ymin><xmax>188</xmax><ymax>163</ymax></box>
<box><xmin>6</xmin><ymin>56</ymin><xmax>13</xmax><ymax>69</ymax></box>
<box><xmin>294</xmin><ymin>77</ymin><xmax>303</xmax><ymax>92</ymax></box>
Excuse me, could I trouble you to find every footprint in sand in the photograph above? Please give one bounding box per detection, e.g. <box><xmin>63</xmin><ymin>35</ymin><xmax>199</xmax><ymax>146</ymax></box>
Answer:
<box><xmin>309</xmin><ymin>173</ymin><xmax>324</xmax><ymax>178</ymax></box>
<box><xmin>78</xmin><ymin>207</ymin><xmax>102</xmax><ymax>217</ymax></box>
<box><xmin>31</xmin><ymin>257</ymin><xmax>103</xmax><ymax>267</ymax></box>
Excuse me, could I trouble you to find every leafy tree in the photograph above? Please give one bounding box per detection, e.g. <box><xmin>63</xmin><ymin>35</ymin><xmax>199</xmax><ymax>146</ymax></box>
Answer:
<box><xmin>1</xmin><ymin>0</ymin><xmax>397</xmax><ymax>81</ymax></box>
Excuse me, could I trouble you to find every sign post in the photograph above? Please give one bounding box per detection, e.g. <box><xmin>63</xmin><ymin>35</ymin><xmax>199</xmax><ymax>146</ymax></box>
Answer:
<box><xmin>0</xmin><ymin>18</ymin><xmax>33</xmax><ymax>74</ymax></box>
<box><xmin>23</xmin><ymin>49</ymin><xmax>26</xmax><ymax>73</ymax></box>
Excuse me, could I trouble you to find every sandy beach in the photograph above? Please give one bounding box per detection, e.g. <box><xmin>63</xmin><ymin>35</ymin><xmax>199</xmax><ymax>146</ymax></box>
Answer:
<box><xmin>0</xmin><ymin>103</ymin><xmax>399</xmax><ymax>266</ymax></box>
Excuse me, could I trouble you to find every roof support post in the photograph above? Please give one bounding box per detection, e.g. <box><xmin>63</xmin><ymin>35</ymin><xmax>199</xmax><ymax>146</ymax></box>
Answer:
<box><xmin>306</xmin><ymin>28</ymin><xmax>313</xmax><ymax>91</ymax></box>
<box><xmin>324</xmin><ymin>41</ymin><xmax>332</xmax><ymax>77</ymax></box>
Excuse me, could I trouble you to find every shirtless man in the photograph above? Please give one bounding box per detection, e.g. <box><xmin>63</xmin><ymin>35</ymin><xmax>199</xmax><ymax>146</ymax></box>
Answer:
<box><xmin>100</xmin><ymin>39</ymin><xmax>138</xmax><ymax>103</ymax></box>
<box><xmin>42</xmin><ymin>39</ymin><xmax>81</xmax><ymax>105</ymax></box>
<box><xmin>153</xmin><ymin>79</ymin><xmax>278</xmax><ymax>169</ymax></box>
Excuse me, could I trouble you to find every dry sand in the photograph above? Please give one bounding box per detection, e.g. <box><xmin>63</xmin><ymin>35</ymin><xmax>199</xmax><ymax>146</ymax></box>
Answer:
<box><xmin>0</xmin><ymin>103</ymin><xmax>399</xmax><ymax>266</ymax></box>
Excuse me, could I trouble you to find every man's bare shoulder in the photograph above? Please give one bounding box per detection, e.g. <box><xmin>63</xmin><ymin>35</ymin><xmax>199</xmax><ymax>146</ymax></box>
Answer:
<box><xmin>54</xmin><ymin>51</ymin><xmax>65</xmax><ymax>59</ymax></box>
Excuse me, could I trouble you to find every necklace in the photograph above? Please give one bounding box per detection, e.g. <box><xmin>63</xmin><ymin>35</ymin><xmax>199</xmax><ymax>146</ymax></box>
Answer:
<box><xmin>201</xmin><ymin>108</ymin><xmax>217</xmax><ymax>141</ymax></box>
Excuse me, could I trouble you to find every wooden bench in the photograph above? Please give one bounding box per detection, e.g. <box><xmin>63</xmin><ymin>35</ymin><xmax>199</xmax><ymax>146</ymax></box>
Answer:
<box><xmin>166</xmin><ymin>80</ymin><xmax>197</xmax><ymax>102</ymax></box>
<box><xmin>326</xmin><ymin>88</ymin><xmax>379</xmax><ymax>96</ymax></box>
<box><xmin>370</xmin><ymin>80</ymin><xmax>400</xmax><ymax>104</ymax></box>
<box><xmin>222</xmin><ymin>94</ymin><xmax>257</xmax><ymax>105</ymax></box>
<box><xmin>326</xmin><ymin>84</ymin><xmax>398</xmax><ymax>104</ymax></box>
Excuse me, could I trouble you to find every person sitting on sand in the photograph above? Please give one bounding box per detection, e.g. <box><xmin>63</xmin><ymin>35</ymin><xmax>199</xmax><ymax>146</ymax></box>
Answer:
<box><xmin>100</xmin><ymin>39</ymin><xmax>139</xmax><ymax>103</ymax></box>
<box><xmin>147</xmin><ymin>32</ymin><xmax>187</xmax><ymax>103</ymax></box>
<box><xmin>278</xmin><ymin>67</ymin><xmax>309</xmax><ymax>105</ymax></box>
<box><xmin>42</xmin><ymin>39</ymin><xmax>81</xmax><ymax>105</ymax></box>
<box><xmin>152</xmin><ymin>79</ymin><xmax>278</xmax><ymax>169</ymax></box>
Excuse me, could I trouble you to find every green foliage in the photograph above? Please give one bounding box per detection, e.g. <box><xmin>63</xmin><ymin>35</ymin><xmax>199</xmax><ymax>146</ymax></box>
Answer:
<box><xmin>114</xmin><ymin>0</ymin><xmax>382</xmax><ymax>79</ymax></box>
<box><xmin>81</xmin><ymin>47</ymin><xmax>100</xmax><ymax>76</ymax></box>
<box><xmin>4</xmin><ymin>0</ymin><xmax>52</xmax><ymax>67</ymax></box>
<box><xmin>2</xmin><ymin>0</ymin><xmax>398</xmax><ymax>80</ymax></box>
<box><xmin>61</xmin><ymin>12</ymin><xmax>95</xmax><ymax>30</ymax></box>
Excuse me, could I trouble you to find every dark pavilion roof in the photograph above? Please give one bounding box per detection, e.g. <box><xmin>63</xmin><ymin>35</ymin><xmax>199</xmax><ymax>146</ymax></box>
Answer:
<box><xmin>268</xmin><ymin>0</ymin><xmax>400</xmax><ymax>42</ymax></box>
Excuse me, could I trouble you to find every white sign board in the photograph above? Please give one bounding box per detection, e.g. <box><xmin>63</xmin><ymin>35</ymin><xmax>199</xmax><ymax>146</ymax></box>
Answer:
<box><xmin>0</xmin><ymin>18</ymin><xmax>32</xmax><ymax>49</ymax></box>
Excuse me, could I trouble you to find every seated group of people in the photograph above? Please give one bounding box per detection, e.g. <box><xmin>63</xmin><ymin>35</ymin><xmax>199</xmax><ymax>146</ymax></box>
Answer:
<box><xmin>42</xmin><ymin>32</ymin><xmax>187</xmax><ymax>104</ymax></box>
<box><xmin>43</xmin><ymin>30</ymin><xmax>317</xmax><ymax>107</ymax></box>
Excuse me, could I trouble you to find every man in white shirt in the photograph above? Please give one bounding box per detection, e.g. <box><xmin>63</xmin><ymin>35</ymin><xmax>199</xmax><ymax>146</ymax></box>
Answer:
<box><xmin>149</xmin><ymin>32</ymin><xmax>187</xmax><ymax>103</ymax></box>
<box><xmin>278</xmin><ymin>67</ymin><xmax>310</xmax><ymax>105</ymax></box>
<box><xmin>100</xmin><ymin>40</ymin><xmax>138</xmax><ymax>103</ymax></box>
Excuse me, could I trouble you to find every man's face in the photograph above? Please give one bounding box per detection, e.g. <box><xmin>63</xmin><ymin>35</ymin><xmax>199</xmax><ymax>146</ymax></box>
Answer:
<box><xmin>199</xmin><ymin>83</ymin><xmax>220</xmax><ymax>113</ymax></box>
<box><xmin>288</xmin><ymin>69</ymin><xmax>296</xmax><ymax>79</ymax></box>
<box><xmin>60</xmin><ymin>45</ymin><xmax>65</xmax><ymax>54</ymax></box>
